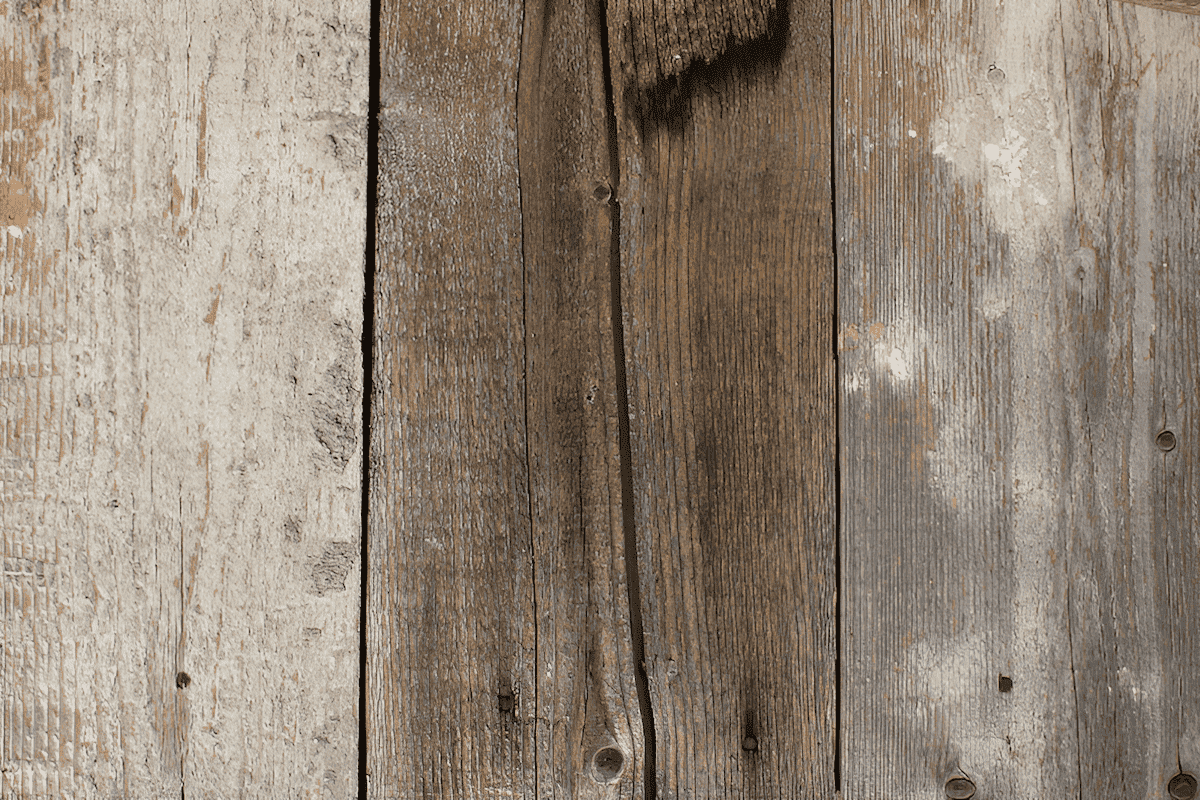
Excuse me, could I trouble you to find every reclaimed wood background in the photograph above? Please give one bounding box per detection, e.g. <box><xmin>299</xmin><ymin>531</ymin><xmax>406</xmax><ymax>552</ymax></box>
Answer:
<box><xmin>1</xmin><ymin>0</ymin><xmax>366</xmax><ymax>796</ymax></box>
<box><xmin>6</xmin><ymin>0</ymin><xmax>1200</xmax><ymax>796</ymax></box>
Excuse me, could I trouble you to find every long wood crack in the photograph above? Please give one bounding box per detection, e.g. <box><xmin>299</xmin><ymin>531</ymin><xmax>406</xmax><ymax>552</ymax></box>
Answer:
<box><xmin>596</xmin><ymin>0</ymin><xmax>657</xmax><ymax>794</ymax></box>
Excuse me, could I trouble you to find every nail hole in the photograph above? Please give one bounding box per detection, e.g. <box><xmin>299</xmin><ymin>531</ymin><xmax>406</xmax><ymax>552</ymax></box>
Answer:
<box><xmin>592</xmin><ymin>746</ymin><xmax>624</xmax><ymax>782</ymax></box>
<box><xmin>497</xmin><ymin>691</ymin><xmax>514</xmax><ymax>712</ymax></box>
<box><xmin>741</xmin><ymin>735</ymin><xmax>759</xmax><ymax>752</ymax></box>
<box><xmin>945</xmin><ymin>777</ymin><xmax>976</xmax><ymax>799</ymax></box>
<box><xmin>1170</xmin><ymin>773</ymin><xmax>1198</xmax><ymax>800</ymax></box>
<box><xmin>175</xmin><ymin>671</ymin><xmax>191</xmax><ymax>689</ymax></box>
<box><xmin>998</xmin><ymin>674</ymin><xmax>1013</xmax><ymax>693</ymax></box>
<box><xmin>1158</xmin><ymin>430</ymin><xmax>1178</xmax><ymax>452</ymax></box>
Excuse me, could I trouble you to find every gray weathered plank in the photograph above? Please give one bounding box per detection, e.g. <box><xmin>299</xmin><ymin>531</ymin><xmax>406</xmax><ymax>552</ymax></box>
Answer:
<box><xmin>370</xmin><ymin>0</ymin><xmax>644</xmax><ymax>795</ymax></box>
<box><xmin>836</xmin><ymin>0</ymin><xmax>1200</xmax><ymax>793</ymax></box>
<box><xmin>1</xmin><ymin>0</ymin><xmax>366</xmax><ymax>796</ymax></box>
<box><xmin>606</xmin><ymin>0</ymin><xmax>838</xmax><ymax>794</ymax></box>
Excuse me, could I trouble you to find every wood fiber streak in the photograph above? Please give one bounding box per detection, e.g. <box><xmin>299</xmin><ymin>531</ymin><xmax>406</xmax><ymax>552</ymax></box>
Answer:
<box><xmin>836</xmin><ymin>0</ymin><xmax>1200</xmax><ymax>793</ymax></box>
<box><xmin>607</xmin><ymin>0</ymin><xmax>836</xmax><ymax>795</ymax></box>
<box><xmin>518</xmin><ymin>0</ymin><xmax>644</xmax><ymax>796</ymax></box>
<box><xmin>369</xmin><ymin>1</ymin><xmax>534</xmax><ymax>798</ymax></box>
<box><xmin>1</xmin><ymin>1</ymin><xmax>366</xmax><ymax>797</ymax></box>
<box><xmin>1113</xmin><ymin>0</ymin><xmax>1200</xmax><ymax>16</ymax></box>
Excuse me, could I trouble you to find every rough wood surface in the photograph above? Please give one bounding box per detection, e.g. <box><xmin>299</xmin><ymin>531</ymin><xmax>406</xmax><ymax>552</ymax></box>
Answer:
<box><xmin>517</xmin><ymin>0</ymin><xmax>645</xmax><ymax>794</ymax></box>
<box><xmin>606</xmin><ymin>0</ymin><xmax>837</xmax><ymax>794</ymax></box>
<box><xmin>1113</xmin><ymin>0</ymin><xmax>1200</xmax><ymax>16</ymax></box>
<box><xmin>370</xmin><ymin>0</ymin><xmax>644</xmax><ymax>795</ymax></box>
<box><xmin>836</xmin><ymin>0</ymin><xmax>1200</xmax><ymax>794</ymax></box>
<box><xmin>368</xmin><ymin>0</ymin><xmax>533</xmax><ymax>794</ymax></box>
<box><xmin>1</xmin><ymin>1</ymin><xmax>366</xmax><ymax>796</ymax></box>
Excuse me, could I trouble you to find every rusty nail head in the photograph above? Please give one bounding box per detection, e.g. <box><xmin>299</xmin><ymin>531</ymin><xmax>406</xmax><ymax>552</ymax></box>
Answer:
<box><xmin>1170</xmin><ymin>773</ymin><xmax>1199</xmax><ymax>800</ymax></box>
<box><xmin>741</xmin><ymin>736</ymin><xmax>759</xmax><ymax>752</ymax></box>
<box><xmin>945</xmin><ymin>777</ymin><xmax>976</xmax><ymax>799</ymax></box>
<box><xmin>1158</xmin><ymin>430</ymin><xmax>1178</xmax><ymax>451</ymax></box>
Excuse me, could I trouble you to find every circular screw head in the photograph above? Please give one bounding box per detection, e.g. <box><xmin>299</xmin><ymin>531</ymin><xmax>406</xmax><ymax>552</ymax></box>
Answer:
<box><xmin>944</xmin><ymin>777</ymin><xmax>976</xmax><ymax>799</ymax></box>
<box><xmin>1158</xmin><ymin>430</ymin><xmax>1178</xmax><ymax>452</ymax></box>
<box><xmin>175</xmin><ymin>671</ymin><xmax>191</xmax><ymax>689</ymax></box>
<box><xmin>741</xmin><ymin>736</ymin><xmax>759</xmax><ymax>752</ymax></box>
<box><xmin>1170</xmin><ymin>773</ymin><xmax>1198</xmax><ymax>800</ymax></box>
<box><xmin>592</xmin><ymin>747</ymin><xmax>624</xmax><ymax>783</ymax></box>
<box><xmin>593</xmin><ymin>183</ymin><xmax>612</xmax><ymax>202</ymax></box>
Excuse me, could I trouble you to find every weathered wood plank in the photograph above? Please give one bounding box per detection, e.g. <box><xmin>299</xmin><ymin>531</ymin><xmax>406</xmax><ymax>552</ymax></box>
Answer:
<box><xmin>1060</xmin><ymin>5</ymin><xmax>1200</xmax><ymax>795</ymax></box>
<box><xmin>371</xmin><ymin>0</ymin><xmax>647</xmax><ymax>794</ymax></box>
<box><xmin>836</xmin><ymin>0</ymin><xmax>1200</xmax><ymax>793</ymax></box>
<box><xmin>369</xmin><ymin>0</ymin><xmax>534</xmax><ymax>795</ymax></box>
<box><xmin>606</xmin><ymin>0</ymin><xmax>838</xmax><ymax>794</ymax></box>
<box><xmin>2</xmin><ymin>0</ymin><xmax>366</xmax><ymax>797</ymax></box>
<box><xmin>517</xmin><ymin>0</ymin><xmax>645</xmax><ymax>794</ymax></box>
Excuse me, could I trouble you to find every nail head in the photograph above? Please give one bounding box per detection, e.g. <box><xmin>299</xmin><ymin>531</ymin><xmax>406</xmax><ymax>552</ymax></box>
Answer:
<box><xmin>1158</xmin><ymin>430</ymin><xmax>1178</xmax><ymax>451</ymax></box>
<box><xmin>998</xmin><ymin>674</ymin><xmax>1013</xmax><ymax>693</ymax></box>
<box><xmin>175</xmin><ymin>671</ymin><xmax>191</xmax><ymax>689</ymax></box>
<box><xmin>945</xmin><ymin>777</ymin><xmax>976</xmax><ymax>799</ymax></box>
<box><xmin>1170</xmin><ymin>773</ymin><xmax>1198</xmax><ymax>800</ymax></box>
<box><xmin>741</xmin><ymin>735</ymin><xmax>759</xmax><ymax>752</ymax></box>
<box><xmin>498</xmin><ymin>692</ymin><xmax>514</xmax><ymax>712</ymax></box>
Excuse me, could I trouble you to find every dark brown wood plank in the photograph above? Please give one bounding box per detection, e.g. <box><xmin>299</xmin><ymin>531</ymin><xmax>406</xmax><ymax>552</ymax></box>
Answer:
<box><xmin>369</xmin><ymin>0</ymin><xmax>535</xmax><ymax>795</ymax></box>
<box><xmin>836</xmin><ymin>0</ymin><xmax>1200</xmax><ymax>794</ymax></box>
<box><xmin>606</xmin><ymin>0</ymin><xmax>838</xmax><ymax>794</ymax></box>
<box><xmin>371</xmin><ymin>0</ymin><xmax>645</xmax><ymax>795</ymax></box>
<box><xmin>517</xmin><ymin>0</ymin><xmax>645</xmax><ymax>794</ymax></box>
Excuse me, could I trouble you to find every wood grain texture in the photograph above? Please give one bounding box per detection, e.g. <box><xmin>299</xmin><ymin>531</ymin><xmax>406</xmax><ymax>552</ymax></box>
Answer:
<box><xmin>517</xmin><ymin>0</ymin><xmax>646</xmax><ymax>794</ymax></box>
<box><xmin>1113</xmin><ymin>0</ymin><xmax>1200</xmax><ymax>16</ymax></box>
<box><xmin>371</xmin><ymin>0</ymin><xmax>646</xmax><ymax>794</ymax></box>
<box><xmin>836</xmin><ymin>0</ymin><xmax>1200</xmax><ymax>793</ymax></box>
<box><xmin>606</xmin><ymin>0</ymin><xmax>837</xmax><ymax>795</ymax></box>
<box><xmin>1</xmin><ymin>0</ymin><xmax>366</xmax><ymax>797</ymax></box>
<box><xmin>369</xmin><ymin>0</ymin><xmax>533</xmax><ymax>795</ymax></box>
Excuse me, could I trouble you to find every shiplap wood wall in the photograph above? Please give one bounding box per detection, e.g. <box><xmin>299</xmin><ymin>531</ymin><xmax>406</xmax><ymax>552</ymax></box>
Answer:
<box><xmin>2</xmin><ymin>0</ymin><xmax>366</xmax><ymax>796</ymax></box>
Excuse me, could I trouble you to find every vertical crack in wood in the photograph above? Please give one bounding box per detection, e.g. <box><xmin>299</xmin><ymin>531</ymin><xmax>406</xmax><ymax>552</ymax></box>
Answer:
<box><xmin>835</xmin><ymin>0</ymin><xmax>844</xmax><ymax>786</ymax></box>
<box><xmin>597</xmin><ymin>0</ymin><xmax>657</xmax><ymax>794</ymax></box>
<box><xmin>514</xmin><ymin>1</ymin><xmax>540</xmax><ymax>794</ymax></box>
<box><xmin>361</xmin><ymin>0</ymin><xmax>381</xmax><ymax>794</ymax></box>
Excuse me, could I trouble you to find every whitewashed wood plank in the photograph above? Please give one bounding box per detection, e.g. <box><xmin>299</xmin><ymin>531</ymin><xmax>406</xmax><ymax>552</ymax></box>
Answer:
<box><xmin>1</xmin><ymin>1</ymin><xmax>366</xmax><ymax>796</ymax></box>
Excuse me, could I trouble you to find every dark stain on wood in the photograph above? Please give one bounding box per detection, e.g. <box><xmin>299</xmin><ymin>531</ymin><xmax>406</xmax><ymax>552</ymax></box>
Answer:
<box><xmin>608</xmin><ymin>0</ymin><xmax>789</xmax><ymax>128</ymax></box>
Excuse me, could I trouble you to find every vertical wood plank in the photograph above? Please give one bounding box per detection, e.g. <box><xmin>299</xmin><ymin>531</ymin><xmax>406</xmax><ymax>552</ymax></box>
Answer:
<box><xmin>1</xmin><ymin>1</ymin><xmax>366</xmax><ymax>796</ymax></box>
<box><xmin>837</xmin><ymin>0</ymin><xmax>1200</xmax><ymax>793</ymax></box>
<box><xmin>518</xmin><ymin>0</ymin><xmax>645</xmax><ymax>795</ymax></box>
<box><xmin>606</xmin><ymin>0</ymin><xmax>838</xmax><ymax>794</ymax></box>
<box><xmin>372</xmin><ymin>0</ymin><xmax>647</xmax><ymax>794</ymax></box>
<box><xmin>1060</xmin><ymin>6</ymin><xmax>1200</xmax><ymax>795</ymax></box>
<box><xmin>369</xmin><ymin>0</ymin><xmax>534</xmax><ymax>795</ymax></box>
